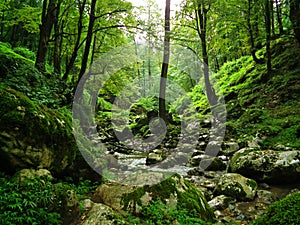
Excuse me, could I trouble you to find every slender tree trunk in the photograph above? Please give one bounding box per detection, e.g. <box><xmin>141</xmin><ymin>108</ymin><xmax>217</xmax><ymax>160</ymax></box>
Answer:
<box><xmin>271</xmin><ymin>0</ymin><xmax>276</xmax><ymax>36</ymax></box>
<box><xmin>265</xmin><ymin>0</ymin><xmax>272</xmax><ymax>73</ymax></box>
<box><xmin>159</xmin><ymin>0</ymin><xmax>171</xmax><ymax>122</ymax></box>
<box><xmin>78</xmin><ymin>0</ymin><xmax>96</xmax><ymax>81</ymax></box>
<box><xmin>75</xmin><ymin>0</ymin><xmax>97</xmax><ymax>101</ymax></box>
<box><xmin>275</xmin><ymin>0</ymin><xmax>284</xmax><ymax>35</ymax></box>
<box><xmin>195</xmin><ymin>3</ymin><xmax>218</xmax><ymax>106</ymax></box>
<box><xmin>290</xmin><ymin>0</ymin><xmax>300</xmax><ymax>45</ymax></box>
<box><xmin>53</xmin><ymin>1</ymin><xmax>61</xmax><ymax>74</ymax></box>
<box><xmin>35</xmin><ymin>0</ymin><xmax>56</xmax><ymax>73</ymax></box>
<box><xmin>62</xmin><ymin>0</ymin><xmax>86</xmax><ymax>80</ymax></box>
<box><xmin>247</xmin><ymin>0</ymin><xmax>263</xmax><ymax>64</ymax></box>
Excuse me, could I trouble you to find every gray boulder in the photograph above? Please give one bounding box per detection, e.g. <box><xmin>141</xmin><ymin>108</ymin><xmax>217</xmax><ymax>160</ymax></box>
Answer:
<box><xmin>214</xmin><ymin>173</ymin><xmax>257</xmax><ymax>201</ymax></box>
<box><xmin>229</xmin><ymin>149</ymin><xmax>300</xmax><ymax>183</ymax></box>
<box><xmin>93</xmin><ymin>173</ymin><xmax>215</xmax><ymax>222</ymax></box>
<box><xmin>82</xmin><ymin>203</ymin><xmax>125</xmax><ymax>225</ymax></box>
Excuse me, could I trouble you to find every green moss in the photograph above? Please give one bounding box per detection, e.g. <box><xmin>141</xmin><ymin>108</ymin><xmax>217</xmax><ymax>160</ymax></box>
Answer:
<box><xmin>120</xmin><ymin>174</ymin><xmax>215</xmax><ymax>222</ymax></box>
<box><xmin>246</xmin><ymin>179</ymin><xmax>258</xmax><ymax>191</ymax></box>
<box><xmin>251</xmin><ymin>191</ymin><xmax>300</xmax><ymax>225</ymax></box>
<box><xmin>0</xmin><ymin>85</ymin><xmax>77</xmax><ymax>173</ymax></box>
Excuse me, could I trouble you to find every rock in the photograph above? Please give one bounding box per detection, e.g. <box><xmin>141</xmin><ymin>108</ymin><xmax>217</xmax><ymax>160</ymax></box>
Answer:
<box><xmin>0</xmin><ymin>86</ymin><xmax>77</xmax><ymax>176</ymax></box>
<box><xmin>82</xmin><ymin>203</ymin><xmax>125</xmax><ymax>225</ymax></box>
<box><xmin>82</xmin><ymin>199</ymin><xmax>94</xmax><ymax>211</ymax></box>
<box><xmin>53</xmin><ymin>183</ymin><xmax>80</xmax><ymax>225</ymax></box>
<box><xmin>251</xmin><ymin>191</ymin><xmax>300</xmax><ymax>225</ymax></box>
<box><xmin>14</xmin><ymin>168</ymin><xmax>53</xmax><ymax>183</ymax></box>
<box><xmin>208</xmin><ymin>195</ymin><xmax>235</xmax><ymax>210</ymax></box>
<box><xmin>229</xmin><ymin>149</ymin><xmax>300</xmax><ymax>183</ymax></box>
<box><xmin>0</xmin><ymin>86</ymin><xmax>102</xmax><ymax>181</ymax></box>
<box><xmin>146</xmin><ymin>149</ymin><xmax>164</xmax><ymax>165</ymax></box>
<box><xmin>221</xmin><ymin>142</ymin><xmax>240</xmax><ymax>156</ymax></box>
<box><xmin>256</xmin><ymin>190</ymin><xmax>278</xmax><ymax>205</ymax></box>
<box><xmin>214</xmin><ymin>173</ymin><xmax>257</xmax><ymax>201</ymax></box>
<box><xmin>93</xmin><ymin>173</ymin><xmax>215</xmax><ymax>222</ymax></box>
<box><xmin>190</xmin><ymin>155</ymin><xmax>227</xmax><ymax>171</ymax></box>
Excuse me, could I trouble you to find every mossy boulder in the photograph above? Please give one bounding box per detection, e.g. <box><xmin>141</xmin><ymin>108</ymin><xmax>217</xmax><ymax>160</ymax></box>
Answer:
<box><xmin>214</xmin><ymin>173</ymin><xmax>257</xmax><ymax>201</ymax></box>
<box><xmin>229</xmin><ymin>149</ymin><xmax>300</xmax><ymax>184</ymax></box>
<box><xmin>93</xmin><ymin>173</ymin><xmax>215</xmax><ymax>222</ymax></box>
<box><xmin>0</xmin><ymin>85</ymin><xmax>77</xmax><ymax>176</ymax></box>
<box><xmin>82</xmin><ymin>203</ymin><xmax>125</xmax><ymax>225</ymax></box>
<box><xmin>251</xmin><ymin>191</ymin><xmax>300</xmax><ymax>225</ymax></box>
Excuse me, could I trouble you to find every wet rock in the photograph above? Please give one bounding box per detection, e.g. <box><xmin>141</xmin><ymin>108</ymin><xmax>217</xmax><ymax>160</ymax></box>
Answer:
<box><xmin>14</xmin><ymin>168</ymin><xmax>53</xmax><ymax>183</ymax></box>
<box><xmin>208</xmin><ymin>195</ymin><xmax>235</xmax><ymax>210</ymax></box>
<box><xmin>229</xmin><ymin>149</ymin><xmax>300</xmax><ymax>184</ymax></box>
<box><xmin>221</xmin><ymin>142</ymin><xmax>240</xmax><ymax>156</ymax></box>
<box><xmin>146</xmin><ymin>149</ymin><xmax>164</xmax><ymax>165</ymax></box>
<box><xmin>190</xmin><ymin>155</ymin><xmax>226</xmax><ymax>171</ymax></box>
<box><xmin>82</xmin><ymin>203</ymin><xmax>125</xmax><ymax>225</ymax></box>
<box><xmin>92</xmin><ymin>173</ymin><xmax>215</xmax><ymax>222</ymax></box>
<box><xmin>214</xmin><ymin>173</ymin><xmax>257</xmax><ymax>201</ymax></box>
<box><xmin>256</xmin><ymin>190</ymin><xmax>278</xmax><ymax>204</ymax></box>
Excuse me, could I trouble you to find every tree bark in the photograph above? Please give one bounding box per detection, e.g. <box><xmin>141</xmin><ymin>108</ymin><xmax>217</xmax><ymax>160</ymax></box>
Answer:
<box><xmin>75</xmin><ymin>0</ymin><xmax>97</xmax><ymax>101</ymax></box>
<box><xmin>195</xmin><ymin>2</ymin><xmax>218</xmax><ymax>106</ymax></box>
<box><xmin>62</xmin><ymin>0</ymin><xmax>86</xmax><ymax>80</ymax></box>
<box><xmin>53</xmin><ymin>0</ymin><xmax>62</xmax><ymax>74</ymax></box>
<box><xmin>78</xmin><ymin>0</ymin><xmax>96</xmax><ymax>81</ymax></box>
<box><xmin>290</xmin><ymin>0</ymin><xmax>300</xmax><ymax>45</ymax></box>
<box><xmin>265</xmin><ymin>0</ymin><xmax>272</xmax><ymax>73</ymax></box>
<box><xmin>275</xmin><ymin>0</ymin><xmax>284</xmax><ymax>35</ymax></box>
<box><xmin>247</xmin><ymin>0</ymin><xmax>263</xmax><ymax>64</ymax></box>
<box><xmin>159</xmin><ymin>0</ymin><xmax>171</xmax><ymax>122</ymax></box>
<box><xmin>35</xmin><ymin>0</ymin><xmax>56</xmax><ymax>73</ymax></box>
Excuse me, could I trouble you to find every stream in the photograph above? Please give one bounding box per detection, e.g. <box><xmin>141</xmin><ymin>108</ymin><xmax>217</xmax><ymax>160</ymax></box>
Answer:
<box><xmin>106</xmin><ymin>146</ymin><xmax>300</xmax><ymax>224</ymax></box>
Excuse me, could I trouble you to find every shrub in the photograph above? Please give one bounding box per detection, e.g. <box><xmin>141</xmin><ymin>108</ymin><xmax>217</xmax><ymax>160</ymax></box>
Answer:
<box><xmin>251</xmin><ymin>191</ymin><xmax>300</xmax><ymax>225</ymax></box>
<box><xmin>0</xmin><ymin>173</ymin><xmax>62</xmax><ymax>225</ymax></box>
<box><xmin>13</xmin><ymin>47</ymin><xmax>36</xmax><ymax>61</ymax></box>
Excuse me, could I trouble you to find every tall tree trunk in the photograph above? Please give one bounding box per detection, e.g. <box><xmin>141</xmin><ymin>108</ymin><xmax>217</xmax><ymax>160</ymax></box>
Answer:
<box><xmin>265</xmin><ymin>0</ymin><xmax>272</xmax><ymax>73</ymax></box>
<box><xmin>271</xmin><ymin>0</ymin><xmax>276</xmax><ymax>36</ymax></box>
<box><xmin>275</xmin><ymin>0</ymin><xmax>284</xmax><ymax>35</ymax></box>
<box><xmin>290</xmin><ymin>0</ymin><xmax>300</xmax><ymax>45</ymax></box>
<box><xmin>247</xmin><ymin>0</ymin><xmax>263</xmax><ymax>64</ymax></box>
<box><xmin>35</xmin><ymin>0</ymin><xmax>56</xmax><ymax>73</ymax></box>
<box><xmin>62</xmin><ymin>0</ymin><xmax>86</xmax><ymax>80</ymax></box>
<box><xmin>53</xmin><ymin>1</ymin><xmax>61</xmax><ymax>74</ymax></box>
<box><xmin>78</xmin><ymin>0</ymin><xmax>96</xmax><ymax>81</ymax></box>
<box><xmin>159</xmin><ymin>0</ymin><xmax>171</xmax><ymax>122</ymax></box>
<box><xmin>75</xmin><ymin>0</ymin><xmax>96</xmax><ymax>101</ymax></box>
<box><xmin>195</xmin><ymin>2</ymin><xmax>218</xmax><ymax>106</ymax></box>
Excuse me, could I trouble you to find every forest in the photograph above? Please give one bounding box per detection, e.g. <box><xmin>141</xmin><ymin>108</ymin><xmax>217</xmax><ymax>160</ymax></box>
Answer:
<box><xmin>0</xmin><ymin>0</ymin><xmax>300</xmax><ymax>224</ymax></box>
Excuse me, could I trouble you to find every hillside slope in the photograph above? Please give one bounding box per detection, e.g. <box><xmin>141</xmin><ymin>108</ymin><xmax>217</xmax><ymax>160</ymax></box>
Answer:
<box><xmin>200</xmin><ymin>36</ymin><xmax>300</xmax><ymax>149</ymax></box>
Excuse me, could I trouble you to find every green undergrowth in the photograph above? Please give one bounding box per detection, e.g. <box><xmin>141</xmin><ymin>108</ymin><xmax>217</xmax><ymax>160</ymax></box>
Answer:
<box><xmin>0</xmin><ymin>172</ymin><xmax>99</xmax><ymax>225</ymax></box>
<box><xmin>251</xmin><ymin>191</ymin><xmax>300</xmax><ymax>225</ymax></box>
<box><xmin>195</xmin><ymin>36</ymin><xmax>300</xmax><ymax>148</ymax></box>
<box><xmin>0</xmin><ymin>41</ymin><xmax>66</xmax><ymax>108</ymax></box>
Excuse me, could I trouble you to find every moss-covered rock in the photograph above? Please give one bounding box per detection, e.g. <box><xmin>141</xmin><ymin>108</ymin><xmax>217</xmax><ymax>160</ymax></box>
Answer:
<box><xmin>251</xmin><ymin>191</ymin><xmax>300</xmax><ymax>225</ymax></box>
<box><xmin>0</xmin><ymin>85</ymin><xmax>77</xmax><ymax>175</ymax></box>
<box><xmin>214</xmin><ymin>173</ymin><xmax>257</xmax><ymax>201</ymax></box>
<box><xmin>229</xmin><ymin>149</ymin><xmax>300</xmax><ymax>184</ymax></box>
<box><xmin>93</xmin><ymin>173</ymin><xmax>215</xmax><ymax>222</ymax></box>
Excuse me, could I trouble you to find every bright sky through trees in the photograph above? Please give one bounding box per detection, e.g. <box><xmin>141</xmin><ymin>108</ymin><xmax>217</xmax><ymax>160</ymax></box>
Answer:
<box><xmin>128</xmin><ymin>0</ymin><xmax>182</xmax><ymax>16</ymax></box>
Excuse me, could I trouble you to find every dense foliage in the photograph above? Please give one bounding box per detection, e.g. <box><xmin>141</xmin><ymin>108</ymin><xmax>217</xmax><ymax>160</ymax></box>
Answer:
<box><xmin>0</xmin><ymin>0</ymin><xmax>300</xmax><ymax>224</ymax></box>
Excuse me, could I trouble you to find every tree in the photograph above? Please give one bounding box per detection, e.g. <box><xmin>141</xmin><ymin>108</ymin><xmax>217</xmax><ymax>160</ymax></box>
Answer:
<box><xmin>159</xmin><ymin>0</ymin><xmax>171</xmax><ymax>122</ymax></box>
<box><xmin>290</xmin><ymin>0</ymin><xmax>300</xmax><ymax>45</ymax></box>
<box><xmin>247</xmin><ymin>0</ymin><xmax>264</xmax><ymax>64</ymax></box>
<box><xmin>194</xmin><ymin>0</ymin><xmax>218</xmax><ymax>106</ymax></box>
<box><xmin>35</xmin><ymin>0</ymin><xmax>57</xmax><ymax>72</ymax></box>
<box><xmin>265</xmin><ymin>0</ymin><xmax>272</xmax><ymax>73</ymax></box>
<box><xmin>78</xmin><ymin>0</ymin><xmax>96</xmax><ymax>82</ymax></box>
